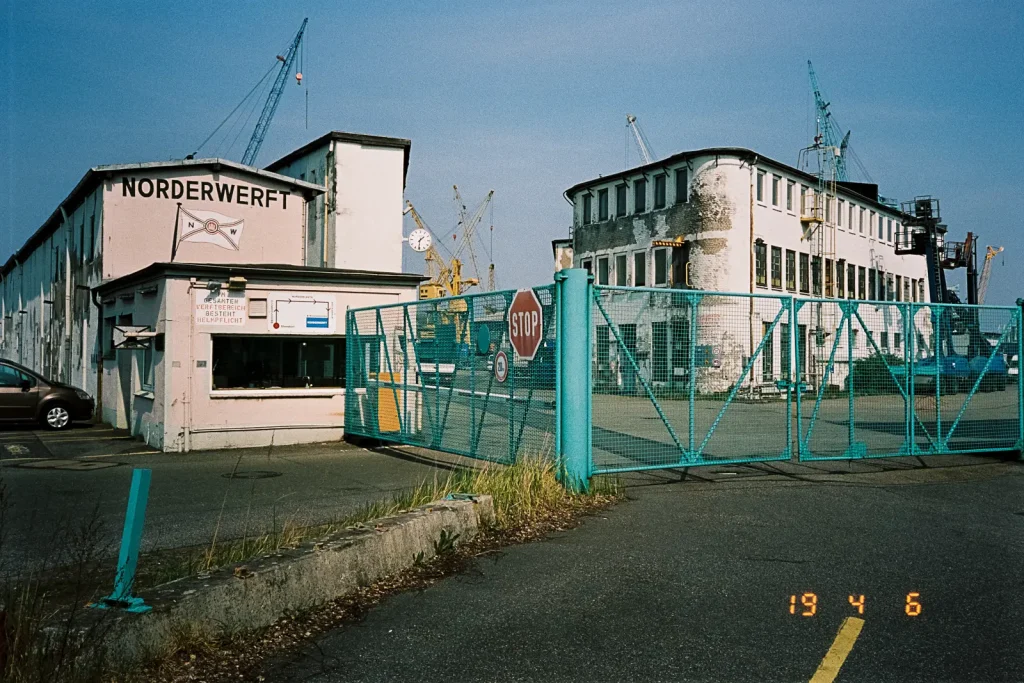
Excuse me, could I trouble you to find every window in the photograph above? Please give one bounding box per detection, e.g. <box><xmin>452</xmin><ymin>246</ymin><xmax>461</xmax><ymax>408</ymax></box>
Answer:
<box><xmin>581</xmin><ymin>259</ymin><xmax>592</xmax><ymax>275</ymax></box>
<box><xmin>141</xmin><ymin>343</ymin><xmax>155</xmax><ymax>392</ymax></box>
<box><xmin>919</xmin><ymin>280</ymin><xmax>925</xmax><ymax>303</ymax></box>
<box><xmin>894</xmin><ymin>332</ymin><xmax>902</xmax><ymax>350</ymax></box>
<box><xmin>825</xmin><ymin>195</ymin><xmax>831</xmax><ymax>223</ymax></box>
<box><xmin>799</xmin><ymin>253</ymin><xmax>810</xmax><ymax>294</ymax></box>
<box><xmin>653</xmin><ymin>249</ymin><xmax>668</xmax><ymax>286</ymax></box>
<box><xmin>800</xmin><ymin>185</ymin><xmax>808</xmax><ymax>214</ymax></box>
<box><xmin>654</xmin><ymin>175</ymin><xmax>667</xmax><ymax>209</ymax></box>
<box><xmin>675</xmin><ymin>168</ymin><xmax>688</xmax><ymax>204</ymax></box>
<box><xmin>825</xmin><ymin>258</ymin><xmax>834</xmax><ymax>297</ymax></box>
<box><xmin>786</xmin><ymin>181</ymin><xmax>794</xmax><ymax>211</ymax></box>
<box><xmin>103</xmin><ymin>316</ymin><xmax>116</xmax><ymax>359</ymax></box>
<box><xmin>836</xmin><ymin>259</ymin><xmax>846</xmax><ymax>298</ymax></box>
<box><xmin>652</xmin><ymin>322</ymin><xmax>668</xmax><ymax>382</ymax></box>
<box><xmin>211</xmin><ymin>336</ymin><xmax>346</xmax><ymax>390</ymax></box>
<box><xmin>771</xmin><ymin>246</ymin><xmax>782</xmax><ymax>289</ymax></box>
<box><xmin>895</xmin><ymin>275</ymin><xmax>902</xmax><ymax>302</ymax></box>
<box><xmin>598</xmin><ymin>189</ymin><xmax>609</xmax><ymax>221</ymax></box>
<box><xmin>582</xmin><ymin>194</ymin><xmax>592</xmax><ymax>225</ymax></box>
<box><xmin>771</xmin><ymin>175</ymin><xmax>780</xmax><ymax>206</ymax></box>
<box><xmin>908</xmin><ymin>279</ymin><xmax>914</xmax><ymax>302</ymax></box>
<box><xmin>858</xmin><ymin>266</ymin><xmax>866</xmax><ymax>299</ymax></box>
<box><xmin>634</xmin><ymin>178</ymin><xmax>647</xmax><ymax>213</ymax></box>
<box><xmin>887</xmin><ymin>218</ymin><xmax>893</xmax><ymax>242</ymax></box>
<box><xmin>597</xmin><ymin>256</ymin><xmax>610</xmax><ymax>285</ymax></box>
<box><xmin>754</xmin><ymin>241</ymin><xmax>767</xmax><ymax>287</ymax></box>
<box><xmin>616</xmin><ymin>185</ymin><xmax>627</xmax><ymax>217</ymax></box>
<box><xmin>849</xmin><ymin>204</ymin><xmax>855</xmax><ymax>232</ymax></box>
<box><xmin>838</xmin><ymin>199</ymin><xmax>844</xmax><ymax>227</ymax></box>
<box><xmin>881</xmin><ymin>331</ymin><xmax>889</xmax><ymax>351</ymax></box>
<box><xmin>859</xmin><ymin>207</ymin><xmax>865</xmax><ymax>234</ymax></box>
<box><xmin>887</xmin><ymin>274</ymin><xmax>895</xmax><ymax>301</ymax></box>
<box><xmin>869</xmin><ymin>211</ymin><xmax>876</xmax><ymax>237</ymax></box>
<box><xmin>762</xmin><ymin>322</ymin><xmax>774</xmax><ymax>381</ymax></box>
<box><xmin>780</xmin><ymin>323</ymin><xmax>791</xmax><ymax>379</ymax></box>
<box><xmin>615</xmin><ymin>253</ymin><xmax>627</xmax><ymax>286</ymax></box>
<box><xmin>757</xmin><ymin>171</ymin><xmax>765</xmax><ymax>202</ymax></box>
<box><xmin>785</xmin><ymin>250</ymin><xmax>797</xmax><ymax>291</ymax></box>
<box><xmin>0</xmin><ymin>363</ymin><xmax>34</xmax><ymax>388</ymax></box>
<box><xmin>879</xmin><ymin>215</ymin><xmax>885</xmax><ymax>241</ymax></box>
<box><xmin>595</xmin><ymin>326</ymin><xmax>611</xmax><ymax>372</ymax></box>
<box><xmin>869</xmin><ymin>269</ymin><xmax>877</xmax><ymax>300</ymax></box>
<box><xmin>811</xmin><ymin>256</ymin><xmax>822</xmax><ymax>296</ymax></box>
<box><xmin>633</xmin><ymin>252</ymin><xmax>646</xmax><ymax>286</ymax></box>
<box><xmin>847</xmin><ymin>263</ymin><xmax>856</xmax><ymax>300</ymax></box>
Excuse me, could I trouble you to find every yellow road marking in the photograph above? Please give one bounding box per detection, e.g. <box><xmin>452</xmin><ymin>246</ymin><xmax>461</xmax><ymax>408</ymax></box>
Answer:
<box><xmin>810</xmin><ymin>617</ymin><xmax>865</xmax><ymax>683</ymax></box>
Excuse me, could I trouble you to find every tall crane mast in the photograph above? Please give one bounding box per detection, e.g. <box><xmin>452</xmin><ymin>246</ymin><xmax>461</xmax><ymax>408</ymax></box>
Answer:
<box><xmin>626</xmin><ymin>114</ymin><xmax>656</xmax><ymax>165</ymax></box>
<box><xmin>452</xmin><ymin>186</ymin><xmax>495</xmax><ymax>290</ymax></box>
<box><xmin>978</xmin><ymin>245</ymin><xmax>1004</xmax><ymax>305</ymax></box>
<box><xmin>807</xmin><ymin>60</ymin><xmax>848</xmax><ymax>182</ymax></box>
<box><xmin>241</xmin><ymin>18</ymin><xmax>307</xmax><ymax>167</ymax></box>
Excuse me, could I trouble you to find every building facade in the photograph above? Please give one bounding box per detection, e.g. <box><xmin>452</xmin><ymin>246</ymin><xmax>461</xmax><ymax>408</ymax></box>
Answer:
<box><xmin>563</xmin><ymin>148</ymin><xmax>932</xmax><ymax>392</ymax></box>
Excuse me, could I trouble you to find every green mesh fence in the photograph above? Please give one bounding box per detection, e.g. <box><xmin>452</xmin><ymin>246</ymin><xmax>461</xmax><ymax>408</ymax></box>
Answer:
<box><xmin>589</xmin><ymin>286</ymin><xmax>794</xmax><ymax>474</ymax></box>
<box><xmin>796</xmin><ymin>299</ymin><xmax>1022</xmax><ymax>460</ymax></box>
<box><xmin>344</xmin><ymin>286</ymin><xmax>557</xmax><ymax>463</ymax></box>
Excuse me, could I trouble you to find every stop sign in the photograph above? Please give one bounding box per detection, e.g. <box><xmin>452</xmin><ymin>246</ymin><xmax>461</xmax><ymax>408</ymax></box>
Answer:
<box><xmin>508</xmin><ymin>289</ymin><xmax>544</xmax><ymax>361</ymax></box>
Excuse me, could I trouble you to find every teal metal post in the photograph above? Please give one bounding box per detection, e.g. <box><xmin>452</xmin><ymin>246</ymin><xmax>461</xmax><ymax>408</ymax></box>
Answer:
<box><xmin>555</xmin><ymin>269</ymin><xmax>592</xmax><ymax>491</ymax></box>
<box><xmin>93</xmin><ymin>468</ymin><xmax>152</xmax><ymax>613</ymax></box>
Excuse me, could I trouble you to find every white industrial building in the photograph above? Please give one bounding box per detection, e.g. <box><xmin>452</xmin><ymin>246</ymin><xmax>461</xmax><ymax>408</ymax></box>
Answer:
<box><xmin>558</xmin><ymin>147</ymin><xmax>932</xmax><ymax>392</ymax></box>
<box><xmin>0</xmin><ymin>131</ymin><xmax>422</xmax><ymax>450</ymax></box>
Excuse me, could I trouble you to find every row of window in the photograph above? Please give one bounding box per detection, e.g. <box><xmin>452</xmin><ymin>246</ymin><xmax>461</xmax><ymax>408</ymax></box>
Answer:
<box><xmin>755</xmin><ymin>170</ymin><xmax>901</xmax><ymax>245</ymax></box>
<box><xmin>753</xmin><ymin>241</ymin><xmax>925</xmax><ymax>303</ymax></box>
<box><xmin>759</xmin><ymin>323</ymin><xmax>916</xmax><ymax>383</ymax></box>
<box><xmin>580</xmin><ymin>247</ymin><xmax>674</xmax><ymax>287</ymax></box>
<box><xmin>580</xmin><ymin>168</ymin><xmax>689</xmax><ymax>225</ymax></box>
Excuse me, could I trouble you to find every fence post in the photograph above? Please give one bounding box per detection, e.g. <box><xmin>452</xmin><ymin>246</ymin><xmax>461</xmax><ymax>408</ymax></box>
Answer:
<box><xmin>555</xmin><ymin>268</ymin><xmax>592</xmax><ymax>492</ymax></box>
<box><xmin>91</xmin><ymin>468</ymin><xmax>152</xmax><ymax>613</ymax></box>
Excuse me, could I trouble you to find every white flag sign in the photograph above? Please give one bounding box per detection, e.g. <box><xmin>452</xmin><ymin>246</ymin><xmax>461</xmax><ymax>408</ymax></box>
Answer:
<box><xmin>178</xmin><ymin>208</ymin><xmax>245</xmax><ymax>251</ymax></box>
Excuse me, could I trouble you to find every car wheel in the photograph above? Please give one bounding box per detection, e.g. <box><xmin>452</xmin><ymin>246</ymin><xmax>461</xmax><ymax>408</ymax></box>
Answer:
<box><xmin>42</xmin><ymin>403</ymin><xmax>72</xmax><ymax>430</ymax></box>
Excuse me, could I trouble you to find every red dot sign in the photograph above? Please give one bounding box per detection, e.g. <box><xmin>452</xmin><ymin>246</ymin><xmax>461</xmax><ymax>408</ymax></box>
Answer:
<box><xmin>508</xmin><ymin>289</ymin><xmax>544</xmax><ymax>361</ymax></box>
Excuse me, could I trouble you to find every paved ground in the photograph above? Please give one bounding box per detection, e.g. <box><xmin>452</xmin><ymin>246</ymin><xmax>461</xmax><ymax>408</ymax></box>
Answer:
<box><xmin>260</xmin><ymin>453</ymin><xmax>1024</xmax><ymax>683</ymax></box>
<box><xmin>0</xmin><ymin>424</ymin><xmax>465</xmax><ymax>573</ymax></box>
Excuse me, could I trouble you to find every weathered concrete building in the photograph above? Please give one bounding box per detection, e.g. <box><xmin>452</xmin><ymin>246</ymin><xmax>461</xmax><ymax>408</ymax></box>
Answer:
<box><xmin>561</xmin><ymin>148</ymin><xmax>931</xmax><ymax>392</ymax></box>
<box><xmin>0</xmin><ymin>131</ymin><xmax>421</xmax><ymax>449</ymax></box>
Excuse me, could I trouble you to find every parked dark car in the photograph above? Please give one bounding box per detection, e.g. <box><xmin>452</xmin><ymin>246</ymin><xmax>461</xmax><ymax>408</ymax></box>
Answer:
<box><xmin>0</xmin><ymin>359</ymin><xmax>95</xmax><ymax>430</ymax></box>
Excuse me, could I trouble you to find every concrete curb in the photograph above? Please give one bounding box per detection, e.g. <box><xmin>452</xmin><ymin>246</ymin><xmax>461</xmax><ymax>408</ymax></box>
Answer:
<box><xmin>105</xmin><ymin>495</ymin><xmax>494</xmax><ymax>667</ymax></box>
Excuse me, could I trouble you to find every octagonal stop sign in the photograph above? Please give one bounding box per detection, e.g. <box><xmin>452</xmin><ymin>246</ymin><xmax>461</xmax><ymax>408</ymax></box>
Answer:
<box><xmin>508</xmin><ymin>289</ymin><xmax>544</xmax><ymax>361</ymax></box>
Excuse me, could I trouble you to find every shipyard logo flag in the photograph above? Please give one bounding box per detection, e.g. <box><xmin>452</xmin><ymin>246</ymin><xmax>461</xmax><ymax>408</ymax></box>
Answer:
<box><xmin>177</xmin><ymin>208</ymin><xmax>245</xmax><ymax>251</ymax></box>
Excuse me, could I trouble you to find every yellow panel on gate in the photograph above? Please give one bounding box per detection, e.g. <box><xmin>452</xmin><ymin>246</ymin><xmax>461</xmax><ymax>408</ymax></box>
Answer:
<box><xmin>377</xmin><ymin>372</ymin><xmax>402</xmax><ymax>433</ymax></box>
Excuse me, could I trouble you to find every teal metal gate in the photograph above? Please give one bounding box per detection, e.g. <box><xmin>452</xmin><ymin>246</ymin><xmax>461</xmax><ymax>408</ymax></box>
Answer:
<box><xmin>589</xmin><ymin>286</ymin><xmax>794</xmax><ymax>474</ymax></box>
<box><xmin>796</xmin><ymin>299</ymin><xmax>1022</xmax><ymax>460</ymax></box>
<box><xmin>344</xmin><ymin>286</ymin><xmax>557</xmax><ymax>464</ymax></box>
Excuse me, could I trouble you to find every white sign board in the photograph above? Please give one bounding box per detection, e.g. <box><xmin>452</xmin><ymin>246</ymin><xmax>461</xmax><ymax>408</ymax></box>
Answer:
<box><xmin>195</xmin><ymin>290</ymin><xmax>246</xmax><ymax>326</ymax></box>
<box><xmin>267</xmin><ymin>293</ymin><xmax>337</xmax><ymax>334</ymax></box>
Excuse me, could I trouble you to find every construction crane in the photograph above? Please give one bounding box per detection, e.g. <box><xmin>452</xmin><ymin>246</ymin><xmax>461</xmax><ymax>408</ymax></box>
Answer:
<box><xmin>807</xmin><ymin>61</ymin><xmax>848</xmax><ymax>182</ymax></box>
<box><xmin>404</xmin><ymin>200</ymin><xmax>478</xmax><ymax>299</ymax></box>
<box><xmin>626</xmin><ymin>114</ymin><xmax>657</xmax><ymax>165</ymax></box>
<box><xmin>978</xmin><ymin>245</ymin><xmax>1004</xmax><ymax>305</ymax></box>
<box><xmin>451</xmin><ymin>186</ymin><xmax>495</xmax><ymax>290</ymax></box>
<box><xmin>240</xmin><ymin>19</ymin><xmax>307</xmax><ymax>166</ymax></box>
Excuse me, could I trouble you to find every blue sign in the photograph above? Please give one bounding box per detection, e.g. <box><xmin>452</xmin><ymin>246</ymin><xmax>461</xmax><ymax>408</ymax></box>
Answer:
<box><xmin>306</xmin><ymin>316</ymin><xmax>330</xmax><ymax>328</ymax></box>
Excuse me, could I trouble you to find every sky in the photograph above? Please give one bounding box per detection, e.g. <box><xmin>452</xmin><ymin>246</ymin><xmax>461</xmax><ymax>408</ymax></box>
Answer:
<box><xmin>3</xmin><ymin>0</ymin><xmax>1023</xmax><ymax>304</ymax></box>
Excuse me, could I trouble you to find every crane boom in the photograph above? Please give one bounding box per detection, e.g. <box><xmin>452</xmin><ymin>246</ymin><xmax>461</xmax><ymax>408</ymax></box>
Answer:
<box><xmin>241</xmin><ymin>18</ymin><xmax>307</xmax><ymax>167</ymax></box>
<box><xmin>807</xmin><ymin>60</ymin><xmax>849</xmax><ymax>182</ymax></box>
<box><xmin>978</xmin><ymin>245</ymin><xmax>1003</xmax><ymax>305</ymax></box>
<box><xmin>626</xmin><ymin>114</ymin><xmax>656</xmax><ymax>165</ymax></box>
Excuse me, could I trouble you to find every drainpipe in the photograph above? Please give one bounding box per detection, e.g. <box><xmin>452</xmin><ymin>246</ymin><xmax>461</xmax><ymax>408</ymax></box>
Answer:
<box><xmin>90</xmin><ymin>288</ymin><xmax>104</xmax><ymax>422</ymax></box>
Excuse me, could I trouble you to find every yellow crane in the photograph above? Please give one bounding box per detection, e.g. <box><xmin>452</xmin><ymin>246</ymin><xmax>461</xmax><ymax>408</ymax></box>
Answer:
<box><xmin>404</xmin><ymin>200</ymin><xmax>478</xmax><ymax>300</ymax></box>
<box><xmin>977</xmin><ymin>245</ymin><xmax>1004</xmax><ymax>305</ymax></box>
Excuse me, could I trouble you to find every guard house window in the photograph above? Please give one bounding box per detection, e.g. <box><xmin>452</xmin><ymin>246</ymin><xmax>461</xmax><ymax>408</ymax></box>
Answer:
<box><xmin>799</xmin><ymin>253</ymin><xmax>810</xmax><ymax>294</ymax></box>
<box><xmin>836</xmin><ymin>259</ymin><xmax>846</xmax><ymax>298</ymax></box>
<box><xmin>633</xmin><ymin>251</ymin><xmax>646</xmax><ymax>286</ymax></box>
<box><xmin>786</xmin><ymin>181</ymin><xmax>794</xmax><ymax>211</ymax></box>
<box><xmin>653</xmin><ymin>248</ymin><xmax>668</xmax><ymax>286</ymax></box>
<box><xmin>762</xmin><ymin>322</ymin><xmax>774</xmax><ymax>381</ymax></box>
<box><xmin>598</xmin><ymin>189</ymin><xmax>609</xmax><ymax>221</ymax></box>
<box><xmin>869</xmin><ymin>269</ymin><xmax>877</xmax><ymax>300</ymax></box>
<box><xmin>847</xmin><ymin>263</ymin><xmax>856</xmax><ymax>300</ymax></box>
<box><xmin>634</xmin><ymin>178</ymin><xmax>647</xmax><ymax>213</ymax></box>
<box><xmin>811</xmin><ymin>256</ymin><xmax>822</xmax><ymax>296</ymax></box>
<box><xmin>785</xmin><ymin>250</ymin><xmax>796</xmax><ymax>291</ymax></box>
<box><xmin>838</xmin><ymin>200</ymin><xmax>844</xmax><ymax>227</ymax></box>
<box><xmin>675</xmin><ymin>168</ymin><xmax>688</xmax><ymax>204</ymax></box>
<box><xmin>582</xmin><ymin>194</ymin><xmax>592</xmax><ymax>225</ymax></box>
<box><xmin>597</xmin><ymin>256</ymin><xmax>610</xmax><ymax>285</ymax></box>
<box><xmin>858</xmin><ymin>266</ymin><xmax>866</xmax><ymax>299</ymax></box>
<box><xmin>654</xmin><ymin>175</ymin><xmax>667</xmax><ymax>209</ymax></box>
<box><xmin>756</xmin><ymin>171</ymin><xmax>765</xmax><ymax>202</ymax></box>
<box><xmin>825</xmin><ymin>258</ymin><xmax>834</xmax><ymax>297</ymax></box>
<box><xmin>771</xmin><ymin>176</ymin><xmax>780</xmax><ymax>207</ymax></box>
<box><xmin>754</xmin><ymin>241</ymin><xmax>767</xmax><ymax>288</ymax></box>
<box><xmin>771</xmin><ymin>246</ymin><xmax>782</xmax><ymax>289</ymax></box>
<box><xmin>615</xmin><ymin>184</ymin><xmax>627</xmax><ymax>217</ymax></box>
<box><xmin>212</xmin><ymin>336</ymin><xmax>346</xmax><ymax>390</ymax></box>
<box><xmin>615</xmin><ymin>253</ymin><xmax>627</xmax><ymax>286</ymax></box>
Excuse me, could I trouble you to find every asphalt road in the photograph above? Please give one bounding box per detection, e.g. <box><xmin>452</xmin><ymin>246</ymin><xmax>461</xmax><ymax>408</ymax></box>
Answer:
<box><xmin>261</xmin><ymin>454</ymin><xmax>1024</xmax><ymax>683</ymax></box>
<box><xmin>0</xmin><ymin>425</ymin><xmax>462</xmax><ymax>574</ymax></box>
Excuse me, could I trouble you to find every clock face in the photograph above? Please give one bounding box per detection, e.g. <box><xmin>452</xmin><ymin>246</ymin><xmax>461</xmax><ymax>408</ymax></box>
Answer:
<box><xmin>409</xmin><ymin>228</ymin><xmax>432</xmax><ymax>252</ymax></box>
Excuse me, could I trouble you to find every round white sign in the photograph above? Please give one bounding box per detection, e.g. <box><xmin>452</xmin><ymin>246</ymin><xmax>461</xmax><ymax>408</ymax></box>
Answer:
<box><xmin>494</xmin><ymin>350</ymin><xmax>509</xmax><ymax>383</ymax></box>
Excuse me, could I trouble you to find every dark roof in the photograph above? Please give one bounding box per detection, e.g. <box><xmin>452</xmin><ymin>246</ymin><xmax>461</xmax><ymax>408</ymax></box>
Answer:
<box><xmin>264</xmin><ymin>131</ymin><xmax>412</xmax><ymax>187</ymax></box>
<box><xmin>95</xmin><ymin>262</ymin><xmax>425</xmax><ymax>294</ymax></box>
<box><xmin>564</xmin><ymin>146</ymin><xmax>906</xmax><ymax>217</ymax></box>
<box><xmin>2</xmin><ymin>158</ymin><xmax>325</xmax><ymax>278</ymax></box>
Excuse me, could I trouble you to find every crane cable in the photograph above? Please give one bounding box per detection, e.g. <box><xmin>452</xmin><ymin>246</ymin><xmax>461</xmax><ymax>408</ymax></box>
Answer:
<box><xmin>190</xmin><ymin>61</ymin><xmax>278</xmax><ymax>159</ymax></box>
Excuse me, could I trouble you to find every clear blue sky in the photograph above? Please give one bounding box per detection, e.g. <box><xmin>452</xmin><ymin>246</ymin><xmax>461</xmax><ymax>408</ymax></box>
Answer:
<box><xmin>3</xmin><ymin>0</ymin><xmax>1022</xmax><ymax>303</ymax></box>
